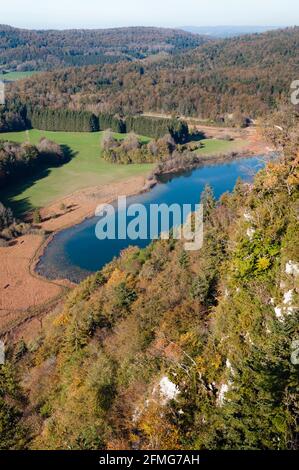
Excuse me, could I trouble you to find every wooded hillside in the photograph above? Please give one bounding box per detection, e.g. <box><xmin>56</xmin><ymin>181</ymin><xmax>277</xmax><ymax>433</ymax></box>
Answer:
<box><xmin>0</xmin><ymin>25</ymin><xmax>206</xmax><ymax>71</ymax></box>
<box><xmin>7</xmin><ymin>27</ymin><xmax>298</xmax><ymax>123</ymax></box>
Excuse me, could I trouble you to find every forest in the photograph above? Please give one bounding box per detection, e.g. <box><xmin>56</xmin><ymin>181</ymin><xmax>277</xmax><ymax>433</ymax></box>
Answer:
<box><xmin>0</xmin><ymin>25</ymin><xmax>206</xmax><ymax>71</ymax></box>
<box><xmin>5</xmin><ymin>27</ymin><xmax>299</xmax><ymax>123</ymax></box>
<box><xmin>1</xmin><ymin>107</ymin><xmax>298</xmax><ymax>450</ymax></box>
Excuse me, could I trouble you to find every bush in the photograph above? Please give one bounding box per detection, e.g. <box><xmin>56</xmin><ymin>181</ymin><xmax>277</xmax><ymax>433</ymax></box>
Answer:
<box><xmin>102</xmin><ymin>132</ymin><xmax>176</xmax><ymax>164</ymax></box>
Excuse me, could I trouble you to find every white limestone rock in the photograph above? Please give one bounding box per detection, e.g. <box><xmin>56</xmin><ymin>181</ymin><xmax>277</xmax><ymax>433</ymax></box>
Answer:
<box><xmin>246</xmin><ymin>227</ymin><xmax>256</xmax><ymax>240</ymax></box>
<box><xmin>285</xmin><ymin>261</ymin><xmax>299</xmax><ymax>277</ymax></box>
<box><xmin>159</xmin><ymin>376</ymin><xmax>180</xmax><ymax>404</ymax></box>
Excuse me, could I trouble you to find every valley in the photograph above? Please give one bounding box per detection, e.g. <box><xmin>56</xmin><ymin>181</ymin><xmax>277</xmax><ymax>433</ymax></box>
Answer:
<box><xmin>0</xmin><ymin>14</ymin><xmax>298</xmax><ymax>454</ymax></box>
<box><xmin>0</xmin><ymin>124</ymin><xmax>266</xmax><ymax>335</ymax></box>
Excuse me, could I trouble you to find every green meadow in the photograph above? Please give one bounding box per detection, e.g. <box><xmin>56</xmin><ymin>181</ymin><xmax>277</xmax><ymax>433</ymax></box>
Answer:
<box><xmin>0</xmin><ymin>129</ymin><xmax>245</xmax><ymax>216</ymax></box>
<box><xmin>0</xmin><ymin>71</ymin><xmax>40</xmax><ymax>81</ymax></box>
<box><xmin>0</xmin><ymin>130</ymin><xmax>153</xmax><ymax>215</ymax></box>
<box><xmin>196</xmin><ymin>138</ymin><xmax>247</xmax><ymax>156</ymax></box>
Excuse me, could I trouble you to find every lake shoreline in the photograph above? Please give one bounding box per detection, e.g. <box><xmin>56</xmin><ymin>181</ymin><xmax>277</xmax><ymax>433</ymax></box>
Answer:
<box><xmin>33</xmin><ymin>152</ymin><xmax>259</xmax><ymax>282</ymax></box>
<box><xmin>0</xmin><ymin>175</ymin><xmax>148</xmax><ymax>336</ymax></box>
<box><xmin>32</xmin><ymin>175</ymin><xmax>153</xmax><ymax>282</ymax></box>
<box><xmin>35</xmin><ymin>150</ymin><xmax>269</xmax><ymax>284</ymax></box>
<box><xmin>0</xmin><ymin>148</ymin><xmax>269</xmax><ymax>337</ymax></box>
<box><xmin>152</xmin><ymin>149</ymin><xmax>259</xmax><ymax>181</ymax></box>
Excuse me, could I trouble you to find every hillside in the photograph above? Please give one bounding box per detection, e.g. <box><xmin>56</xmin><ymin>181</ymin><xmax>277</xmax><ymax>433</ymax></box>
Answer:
<box><xmin>7</xmin><ymin>27</ymin><xmax>299</xmax><ymax>123</ymax></box>
<box><xmin>185</xmin><ymin>26</ymin><xmax>299</xmax><ymax>68</ymax></box>
<box><xmin>1</xmin><ymin>109</ymin><xmax>298</xmax><ymax>450</ymax></box>
<box><xmin>0</xmin><ymin>25</ymin><xmax>206</xmax><ymax>71</ymax></box>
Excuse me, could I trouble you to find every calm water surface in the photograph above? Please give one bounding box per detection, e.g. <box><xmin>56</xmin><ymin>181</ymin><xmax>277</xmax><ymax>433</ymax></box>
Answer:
<box><xmin>36</xmin><ymin>157</ymin><xmax>264</xmax><ymax>282</ymax></box>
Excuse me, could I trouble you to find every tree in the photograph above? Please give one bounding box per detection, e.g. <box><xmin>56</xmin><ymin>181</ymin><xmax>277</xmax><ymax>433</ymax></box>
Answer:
<box><xmin>33</xmin><ymin>209</ymin><xmax>41</xmax><ymax>224</ymax></box>
<box><xmin>0</xmin><ymin>202</ymin><xmax>13</xmax><ymax>231</ymax></box>
<box><xmin>200</xmin><ymin>184</ymin><xmax>216</xmax><ymax>221</ymax></box>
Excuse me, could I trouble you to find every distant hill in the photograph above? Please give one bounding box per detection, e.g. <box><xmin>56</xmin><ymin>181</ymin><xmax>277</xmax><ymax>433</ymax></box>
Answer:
<box><xmin>8</xmin><ymin>27</ymin><xmax>298</xmax><ymax>123</ymax></box>
<box><xmin>0</xmin><ymin>25</ymin><xmax>207</xmax><ymax>71</ymax></box>
<box><xmin>181</xmin><ymin>25</ymin><xmax>284</xmax><ymax>38</ymax></box>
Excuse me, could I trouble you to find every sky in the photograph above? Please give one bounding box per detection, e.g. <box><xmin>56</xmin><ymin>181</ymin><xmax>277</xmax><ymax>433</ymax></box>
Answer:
<box><xmin>0</xmin><ymin>0</ymin><xmax>298</xmax><ymax>29</ymax></box>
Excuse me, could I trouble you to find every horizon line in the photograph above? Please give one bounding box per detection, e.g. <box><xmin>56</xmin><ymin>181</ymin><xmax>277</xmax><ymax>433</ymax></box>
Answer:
<box><xmin>0</xmin><ymin>23</ymin><xmax>294</xmax><ymax>32</ymax></box>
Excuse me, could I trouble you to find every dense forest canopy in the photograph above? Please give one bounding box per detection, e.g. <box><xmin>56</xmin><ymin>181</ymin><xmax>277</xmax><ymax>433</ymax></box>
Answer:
<box><xmin>0</xmin><ymin>25</ymin><xmax>207</xmax><ymax>71</ymax></box>
<box><xmin>181</xmin><ymin>26</ymin><xmax>299</xmax><ymax>68</ymax></box>
<box><xmin>7</xmin><ymin>27</ymin><xmax>299</xmax><ymax>123</ymax></box>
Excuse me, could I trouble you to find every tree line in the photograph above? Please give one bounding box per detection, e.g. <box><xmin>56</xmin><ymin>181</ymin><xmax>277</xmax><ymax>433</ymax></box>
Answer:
<box><xmin>1</xmin><ymin>102</ymin><xmax>190</xmax><ymax>144</ymax></box>
<box><xmin>125</xmin><ymin>115</ymin><xmax>189</xmax><ymax>142</ymax></box>
<box><xmin>27</xmin><ymin>107</ymin><xmax>99</xmax><ymax>132</ymax></box>
<box><xmin>98</xmin><ymin>113</ymin><xmax>126</xmax><ymax>133</ymax></box>
<box><xmin>29</xmin><ymin>108</ymin><xmax>189</xmax><ymax>142</ymax></box>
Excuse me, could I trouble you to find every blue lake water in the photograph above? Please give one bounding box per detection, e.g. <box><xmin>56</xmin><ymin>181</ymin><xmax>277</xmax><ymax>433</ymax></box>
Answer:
<box><xmin>36</xmin><ymin>157</ymin><xmax>265</xmax><ymax>282</ymax></box>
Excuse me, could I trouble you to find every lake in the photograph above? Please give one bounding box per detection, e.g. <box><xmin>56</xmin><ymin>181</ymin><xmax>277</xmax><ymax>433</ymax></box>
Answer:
<box><xmin>36</xmin><ymin>157</ymin><xmax>265</xmax><ymax>282</ymax></box>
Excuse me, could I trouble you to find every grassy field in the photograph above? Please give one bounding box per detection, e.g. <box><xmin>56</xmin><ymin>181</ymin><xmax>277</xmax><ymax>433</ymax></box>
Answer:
<box><xmin>0</xmin><ymin>130</ymin><xmax>247</xmax><ymax>216</ymax></box>
<box><xmin>0</xmin><ymin>130</ymin><xmax>153</xmax><ymax>216</ymax></box>
<box><xmin>0</xmin><ymin>71</ymin><xmax>40</xmax><ymax>81</ymax></box>
<box><xmin>196</xmin><ymin>138</ymin><xmax>247</xmax><ymax>155</ymax></box>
